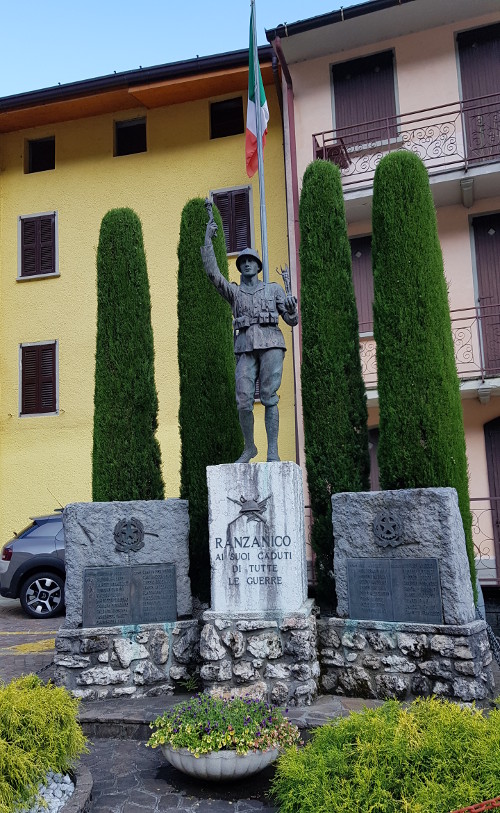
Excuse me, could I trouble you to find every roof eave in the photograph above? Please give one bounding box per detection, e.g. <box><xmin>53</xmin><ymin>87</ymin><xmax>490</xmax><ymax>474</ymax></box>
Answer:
<box><xmin>0</xmin><ymin>45</ymin><xmax>273</xmax><ymax>113</ymax></box>
<box><xmin>266</xmin><ymin>0</ymin><xmax>416</xmax><ymax>42</ymax></box>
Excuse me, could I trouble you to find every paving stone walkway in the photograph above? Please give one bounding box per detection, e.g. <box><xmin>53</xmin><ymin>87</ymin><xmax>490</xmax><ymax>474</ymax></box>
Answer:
<box><xmin>82</xmin><ymin>737</ymin><xmax>278</xmax><ymax>812</ymax></box>
<box><xmin>0</xmin><ymin>597</ymin><xmax>59</xmax><ymax>682</ymax></box>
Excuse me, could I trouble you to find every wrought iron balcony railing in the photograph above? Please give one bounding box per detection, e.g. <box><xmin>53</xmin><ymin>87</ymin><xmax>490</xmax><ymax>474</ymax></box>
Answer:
<box><xmin>313</xmin><ymin>92</ymin><xmax>500</xmax><ymax>187</ymax></box>
<box><xmin>359</xmin><ymin>304</ymin><xmax>500</xmax><ymax>389</ymax></box>
<box><xmin>471</xmin><ymin>497</ymin><xmax>500</xmax><ymax>586</ymax></box>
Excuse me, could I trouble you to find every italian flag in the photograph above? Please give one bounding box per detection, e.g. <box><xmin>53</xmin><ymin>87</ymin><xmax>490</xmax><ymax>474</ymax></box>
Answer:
<box><xmin>246</xmin><ymin>7</ymin><xmax>269</xmax><ymax>178</ymax></box>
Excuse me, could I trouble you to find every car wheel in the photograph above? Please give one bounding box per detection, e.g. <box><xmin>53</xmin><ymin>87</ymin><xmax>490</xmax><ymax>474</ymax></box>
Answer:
<box><xmin>19</xmin><ymin>572</ymin><xmax>65</xmax><ymax>619</ymax></box>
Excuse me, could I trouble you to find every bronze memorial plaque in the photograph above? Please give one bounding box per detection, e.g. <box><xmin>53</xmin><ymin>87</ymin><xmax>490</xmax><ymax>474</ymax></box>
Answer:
<box><xmin>347</xmin><ymin>558</ymin><xmax>443</xmax><ymax>624</ymax></box>
<box><xmin>82</xmin><ymin>564</ymin><xmax>177</xmax><ymax>627</ymax></box>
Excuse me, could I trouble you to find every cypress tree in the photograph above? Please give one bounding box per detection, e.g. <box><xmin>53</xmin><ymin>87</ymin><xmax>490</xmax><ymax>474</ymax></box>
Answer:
<box><xmin>92</xmin><ymin>207</ymin><xmax>165</xmax><ymax>502</ymax></box>
<box><xmin>299</xmin><ymin>161</ymin><xmax>370</xmax><ymax>602</ymax></box>
<box><xmin>177</xmin><ymin>198</ymin><xmax>242</xmax><ymax>601</ymax></box>
<box><xmin>372</xmin><ymin>151</ymin><xmax>476</xmax><ymax>598</ymax></box>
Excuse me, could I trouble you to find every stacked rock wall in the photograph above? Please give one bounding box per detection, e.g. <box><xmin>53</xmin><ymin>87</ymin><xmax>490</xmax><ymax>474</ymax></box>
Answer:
<box><xmin>54</xmin><ymin>620</ymin><xmax>199</xmax><ymax>700</ymax></box>
<box><xmin>318</xmin><ymin>617</ymin><xmax>494</xmax><ymax>702</ymax></box>
<box><xmin>200</xmin><ymin>601</ymin><xmax>319</xmax><ymax>705</ymax></box>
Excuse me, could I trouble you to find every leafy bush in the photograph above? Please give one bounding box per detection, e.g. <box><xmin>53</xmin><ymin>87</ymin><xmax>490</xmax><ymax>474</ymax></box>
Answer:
<box><xmin>0</xmin><ymin>675</ymin><xmax>87</xmax><ymax>813</ymax></box>
<box><xmin>177</xmin><ymin>199</ymin><xmax>242</xmax><ymax>601</ymax></box>
<box><xmin>93</xmin><ymin>207</ymin><xmax>165</xmax><ymax>502</ymax></box>
<box><xmin>272</xmin><ymin>697</ymin><xmax>500</xmax><ymax>813</ymax></box>
<box><xmin>148</xmin><ymin>693</ymin><xmax>300</xmax><ymax>756</ymax></box>
<box><xmin>372</xmin><ymin>152</ymin><xmax>476</xmax><ymax>599</ymax></box>
<box><xmin>299</xmin><ymin>160</ymin><xmax>369</xmax><ymax>601</ymax></box>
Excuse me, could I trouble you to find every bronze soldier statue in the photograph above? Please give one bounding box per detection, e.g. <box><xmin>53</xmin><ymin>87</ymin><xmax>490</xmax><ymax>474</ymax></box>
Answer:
<box><xmin>201</xmin><ymin>201</ymin><xmax>298</xmax><ymax>464</ymax></box>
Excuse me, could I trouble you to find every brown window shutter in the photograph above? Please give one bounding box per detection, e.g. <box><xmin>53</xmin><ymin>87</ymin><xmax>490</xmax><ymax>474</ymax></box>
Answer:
<box><xmin>40</xmin><ymin>215</ymin><xmax>55</xmax><ymax>274</ymax></box>
<box><xmin>332</xmin><ymin>51</ymin><xmax>397</xmax><ymax>144</ymax></box>
<box><xmin>21</xmin><ymin>218</ymin><xmax>38</xmax><ymax>276</ymax></box>
<box><xmin>21</xmin><ymin>343</ymin><xmax>56</xmax><ymax>414</ymax></box>
<box><xmin>21</xmin><ymin>346</ymin><xmax>39</xmax><ymax>413</ymax></box>
<box><xmin>40</xmin><ymin>344</ymin><xmax>56</xmax><ymax>412</ymax></box>
<box><xmin>212</xmin><ymin>192</ymin><xmax>232</xmax><ymax>252</ymax></box>
<box><xmin>213</xmin><ymin>189</ymin><xmax>250</xmax><ymax>253</ymax></box>
<box><xmin>232</xmin><ymin>189</ymin><xmax>251</xmax><ymax>252</ymax></box>
<box><xmin>21</xmin><ymin>214</ymin><xmax>56</xmax><ymax>277</ymax></box>
<box><xmin>351</xmin><ymin>236</ymin><xmax>374</xmax><ymax>332</ymax></box>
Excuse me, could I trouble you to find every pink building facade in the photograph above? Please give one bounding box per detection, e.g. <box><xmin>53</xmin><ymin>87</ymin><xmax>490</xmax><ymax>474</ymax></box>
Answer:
<box><xmin>267</xmin><ymin>0</ymin><xmax>500</xmax><ymax>606</ymax></box>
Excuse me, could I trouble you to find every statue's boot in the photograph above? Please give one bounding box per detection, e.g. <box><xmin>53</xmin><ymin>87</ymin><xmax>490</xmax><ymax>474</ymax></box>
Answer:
<box><xmin>265</xmin><ymin>405</ymin><xmax>280</xmax><ymax>462</ymax></box>
<box><xmin>235</xmin><ymin>409</ymin><xmax>258</xmax><ymax>463</ymax></box>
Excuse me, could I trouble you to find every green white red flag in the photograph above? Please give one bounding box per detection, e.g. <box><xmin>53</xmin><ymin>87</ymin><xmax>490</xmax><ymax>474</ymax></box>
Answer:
<box><xmin>246</xmin><ymin>6</ymin><xmax>269</xmax><ymax>178</ymax></box>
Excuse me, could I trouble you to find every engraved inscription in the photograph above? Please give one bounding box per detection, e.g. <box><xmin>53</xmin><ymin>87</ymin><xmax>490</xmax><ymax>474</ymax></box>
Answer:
<box><xmin>391</xmin><ymin>559</ymin><xmax>442</xmax><ymax>624</ymax></box>
<box><xmin>347</xmin><ymin>558</ymin><xmax>443</xmax><ymax>624</ymax></box>
<box><xmin>82</xmin><ymin>564</ymin><xmax>176</xmax><ymax>627</ymax></box>
<box><xmin>347</xmin><ymin>559</ymin><xmax>393</xmax><ymax>621</ymax></box>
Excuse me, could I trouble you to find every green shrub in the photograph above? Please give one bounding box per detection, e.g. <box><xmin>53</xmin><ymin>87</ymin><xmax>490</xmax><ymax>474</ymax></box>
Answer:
<box><xmin>0</xmin><ymin>675</ymin><xmax>87</xmax><ymax>813</ymax></box>
<box><xmin>299</xmin><ymin>161</ymin><xmax>370</xmax><ymax>601</ymax></box>
<box><xmin>372</xmin><ymin>152</ymin><xmax>476</xmax><ymax>599</ymax></box>
<box><xmin>177</xmin><ymin>198</ymin><xmax>242</xmax><ymax>601</ymax></box>
<box><xmin>272</xmin><ymin>697</ymin><xmax>500</xmax><ymax>813</ymax></box>
<box><xmin>93</xmin><ymin>207</ymin><xmax>165</xmax><ymax>502</ymax></box>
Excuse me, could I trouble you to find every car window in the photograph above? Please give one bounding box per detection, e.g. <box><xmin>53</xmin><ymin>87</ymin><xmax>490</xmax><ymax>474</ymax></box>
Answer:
<box><xmin>22</xmin><ymin>522</ymin><xmax>62</xmax><ymax>539</ymax></box>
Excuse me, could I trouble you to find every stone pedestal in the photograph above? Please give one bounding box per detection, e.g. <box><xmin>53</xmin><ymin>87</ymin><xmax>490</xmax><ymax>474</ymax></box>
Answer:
<box><xmin>332</xmin><ymin>487</ymin><xmax>475</xmax><ymax>625</ymax></box>
<box><xmin>207</xmin><ymin>462</ymin><xmax>307</xmax><ymax>614</ymax></box>
<box><xmin>202</xmin><ymin>463</ymin><xmax>315</xmax><ymax>704</ymax></box>
<box><xmin>54</xmin><ymin>620</ymin><xmax>200</xmax><ymax>700</ymax></box>
<box><xmin>326</xmin><ymin>487</ymin><xmax>494</xmax><ymax>701</ymax></box>
<box><xmin>200</xmin><ymin>601</ymin><xmax>319</xmax><ymax>705</ymax></box>
<box><xmin>55</xmin><ymin>499</ymin><xmax>194</xmax><ymax>698</ymax></box>
<box><xmin>318</xmin><ymin>617</ymin><xmax>494</xmax><ymax>702</ymax></box>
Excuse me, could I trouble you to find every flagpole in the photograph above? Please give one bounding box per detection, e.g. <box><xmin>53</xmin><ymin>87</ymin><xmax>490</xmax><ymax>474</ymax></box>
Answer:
<box><xmin>251</xmin><ymin>0</ymin><xmax>269</xmax><ymax>284</ymax></box>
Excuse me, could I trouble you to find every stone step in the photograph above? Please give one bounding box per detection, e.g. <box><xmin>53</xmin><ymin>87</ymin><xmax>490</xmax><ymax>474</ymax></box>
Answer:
<box><xmin>77</xmin><ymin>692</ymin><xmax>383</xmax><ymax>740</ymax></box>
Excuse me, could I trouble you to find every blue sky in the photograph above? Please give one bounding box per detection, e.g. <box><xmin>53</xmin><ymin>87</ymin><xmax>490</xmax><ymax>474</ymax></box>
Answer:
<box><xmin>0</xmin><ymin>0</ymin><xmax>362</xmax><ymax>98</ymax></box>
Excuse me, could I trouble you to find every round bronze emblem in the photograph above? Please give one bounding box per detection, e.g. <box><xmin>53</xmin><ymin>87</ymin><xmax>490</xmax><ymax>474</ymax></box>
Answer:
<box><xmin>373</xmin><ymin>511</ymin><xmax>402</xmax><ymax>547</ymax></box>
<box><xmin>114</xmin><ymin>517</ymin><xmax>145</xmax><ymax>553</ymax></box>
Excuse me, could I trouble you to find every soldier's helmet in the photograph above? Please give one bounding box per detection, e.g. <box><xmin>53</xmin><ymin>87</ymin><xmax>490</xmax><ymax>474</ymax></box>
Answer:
<box><xmin>236</xmin><ymin>247</ymin><xmax>263</xmax><ymax>272</ymax></box>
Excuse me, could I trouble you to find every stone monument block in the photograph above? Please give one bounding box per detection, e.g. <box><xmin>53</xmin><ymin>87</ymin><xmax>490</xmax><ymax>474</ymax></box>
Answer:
<box><xmin>63</xmin><ymin>500</ymin><xmax>192</xmax><ymax>628</ymax></box>
<box><xmin>207</xmin><ymin>462</ymin><xmax>307</xmax><ymax>614</ymax></box>
<box><xmin>332</xmin><ymin>487</ymin><xmax>475</xmax><ymax>625</ymax></box>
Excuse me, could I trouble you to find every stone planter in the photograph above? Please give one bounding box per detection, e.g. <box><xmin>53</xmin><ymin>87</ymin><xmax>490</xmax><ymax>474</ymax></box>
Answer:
<box><xmin>160</xmin><ymin>745</ymin><xmax>279</xmax><ymax>781</ymax></box>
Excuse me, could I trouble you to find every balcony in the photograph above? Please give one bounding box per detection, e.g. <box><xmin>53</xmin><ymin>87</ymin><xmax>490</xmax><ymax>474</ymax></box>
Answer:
<box><xmin>360</xmin><ymin>304</ymin><xmax>500</xmax><ymax>391</ymax></box>
<box><xmin>471</xmin><ymin>497</ymin><xmax>500</xmax><ymax>586</ymax></box>
<box><xmin>313</xmin><ymin>93</ymin><xmax>500</xmax><ymax>192</ymax></box>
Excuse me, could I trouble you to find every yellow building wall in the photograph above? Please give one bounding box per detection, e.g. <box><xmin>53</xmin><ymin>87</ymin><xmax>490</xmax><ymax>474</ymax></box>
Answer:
<box><xmin>0</xmin><ymin>87</ymin><xmax>294</xmax><ymax>544</ymax></box>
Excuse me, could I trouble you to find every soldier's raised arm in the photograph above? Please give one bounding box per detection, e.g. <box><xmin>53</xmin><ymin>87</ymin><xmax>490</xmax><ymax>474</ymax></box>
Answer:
<box><xmin>200</xmin><ymin>199</ymin><xmax>235</xmax><ymax>306</ymax></box>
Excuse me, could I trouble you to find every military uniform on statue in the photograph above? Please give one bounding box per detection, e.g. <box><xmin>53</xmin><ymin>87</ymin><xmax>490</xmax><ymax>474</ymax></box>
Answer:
<box><xmin>200</xmin><ymin>204</ymin><xmax>298</xmax><ymax>463</ymax></box>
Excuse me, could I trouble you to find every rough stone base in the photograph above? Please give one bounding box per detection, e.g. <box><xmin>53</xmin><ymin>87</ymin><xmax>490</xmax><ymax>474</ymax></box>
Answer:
<box><xmin>318</xmin><ymin>617</ymin><xmax>494</xmax><ymax>702</ymax></box>
<box><xmin>200</xmin><ymin>600</ymin><xmax>319</xmax><ymax>706</ymax></box>
<box><xmin>54</xmin><ymin>620</ymin><xmax>199</xmax><ymax>700</ymax></box>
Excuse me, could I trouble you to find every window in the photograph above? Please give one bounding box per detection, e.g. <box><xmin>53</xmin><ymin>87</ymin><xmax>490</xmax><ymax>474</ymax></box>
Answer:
<box><xmin>18</xmin><ymin>212</ymin><xmax>57</xmax><ymax>279</ymax></box>
<box><xmin>20</xmin><ymin>342</ymin><xmax>58</xmax><ymax>416</ymax></box>
<box><xmin>351</xmin><ymin>236</ymin><xmax>373</xmax><ymax>333</ymax></box>
<box><xmin>332</xmin><ymin>51</ymin><xmax>397</xmax><ymax>145</ymax></box>
<box><xmin>114</xmin><ymin>118</ymin><xmax>147</xmax><ymax>156</ymax></box>
<box><xmin>212</xmin><ymin>188</ymin><xmax>251</xmax><ymax>254</ymax></box>
<box><xmin>210</xmin><ymin>97</ymin><xmax>244</xmax><ymax>139</ymax></box>
<box><xmin>26</xmin><ymin>137</ymin><xmax>55</xmax><ymax>173</ymax></box>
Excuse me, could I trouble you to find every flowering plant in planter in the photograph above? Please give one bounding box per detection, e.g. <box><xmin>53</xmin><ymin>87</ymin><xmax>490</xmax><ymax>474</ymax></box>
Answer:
<box><xmin>147</xmin><ymin>693</ymin><xmax>301</xmax><ymax>757</ymax></box>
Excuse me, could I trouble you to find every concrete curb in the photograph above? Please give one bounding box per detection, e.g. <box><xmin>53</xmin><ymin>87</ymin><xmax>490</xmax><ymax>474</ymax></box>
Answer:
<box><xmin>61</xmin><ymin>764</ymin><xmax>93</xmax><ymax>813</ymax></box>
